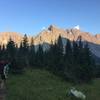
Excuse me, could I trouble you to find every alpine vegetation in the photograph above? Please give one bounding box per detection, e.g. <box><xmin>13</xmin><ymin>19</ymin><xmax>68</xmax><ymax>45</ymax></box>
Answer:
<box><xmin>0</xmin><ymin>34</ymin><xmax>96</xmax><ymax>82</ymax></box>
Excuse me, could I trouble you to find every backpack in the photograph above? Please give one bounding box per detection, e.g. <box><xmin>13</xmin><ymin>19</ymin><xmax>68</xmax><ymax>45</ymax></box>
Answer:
<box><xmin>4</xmin><ymin>63</ymin><xmax>10</xmax><ymax>78</ymax></box>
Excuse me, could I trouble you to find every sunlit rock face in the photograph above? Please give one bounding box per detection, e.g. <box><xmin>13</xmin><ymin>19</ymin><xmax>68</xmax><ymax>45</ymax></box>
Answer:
<box><xmin>34</xmin><ymin>25</ymin><xmax>100</xmax><ymax>45</ymax></box>
<box><xmin>0</xmin><ymin>25</ymin><xmax>100</xmax><ymax>58</ymax></box>
<box><xmin>34</xmin><ymin>25</ymin><xmax>100</xmax><ymax>58</ymax></box>
<box><xmin>0</xmin><ymin>32</ymin><xmax>23</xmax><ymax>46</ymax></box>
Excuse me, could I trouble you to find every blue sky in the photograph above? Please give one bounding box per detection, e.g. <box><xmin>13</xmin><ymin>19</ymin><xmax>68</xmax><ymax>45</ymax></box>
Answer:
<box><xmin>0</xmin><ymin>0</ymin><xmax>100</xmax><ymax>35</ymax></box>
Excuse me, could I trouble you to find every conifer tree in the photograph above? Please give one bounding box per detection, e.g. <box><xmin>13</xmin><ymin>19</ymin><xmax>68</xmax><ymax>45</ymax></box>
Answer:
<box><xmin>0</xmin><ymin>45</ymin><xmax>6</xmax><ymax>60</ymax></box>
<box><xmin>29</xmin><ymin>37</ymin><xmax>35</xmax><ymax>67</ymax></box>
<box><xmin>64</xmin><ymin>39</ymin><xmax>73</xmax><ymax>79</ymax></box>
<box><xmin>6</xmin><ymin>38</ymin><xmax>16</xmax><ymax>60</ymax></box>
<box><xmin>45</xmin><ymin>41</ymin><xmax>54</xmax><ymax>70</ymax></box>
<box><xmin>80</xmin><ymin>43</ymin><xmax>94</xmax><ymax>81</ymax></box>
<box><xmin>22</xmin><ymin>34</ymin><xmax>29</xmax><ymax>55</ymax></box>
<box><xmin>78</xmin><ymin>36</ymin><xmax>83</xmax><ymax>65</ymax></box>
<box><xmin>35</xmin><ymin>44</ymin><xmax>44</xmax><ymax>68</ymax></box>
<box><xmin>6</xmin><ymin>38</ymin><xmax>21</xmax><ymax>73</ymax></box>
<box><xmin>73</xmin><ymin>40</ymin><xmax>79</xmax><ymax>64</ymax></box>
<box><xmin>1</xmin><ymin>45</ymin><xmax>7</xmax><ymax>60</ymax></box>
<box><xmin>22</xmin><ymin>34</ymin><xmax>29</xmax><ymax>66</ymax></box>
<box><xmin>55</xmin><ymin>36</ymin><xmax>64</xmax><ymax>75</ymax></box>
<box><xmin>65</xmin><ymin>39</ymin><xmax>72</xmax><ymax>60</ymax></box>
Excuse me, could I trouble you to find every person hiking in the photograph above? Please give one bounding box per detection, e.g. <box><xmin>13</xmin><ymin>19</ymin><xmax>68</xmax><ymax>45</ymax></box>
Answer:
<box><xmin>0</xmin><ymin>60</ymin><xmax>9</xmax><ymax>89</ymax></box>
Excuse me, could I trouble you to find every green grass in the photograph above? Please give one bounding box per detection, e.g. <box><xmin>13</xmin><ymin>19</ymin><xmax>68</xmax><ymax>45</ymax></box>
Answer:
<box><xmin>6</xmin><ymin>69</ymin><xmax>100</xmax><ymax>100</ymax></box>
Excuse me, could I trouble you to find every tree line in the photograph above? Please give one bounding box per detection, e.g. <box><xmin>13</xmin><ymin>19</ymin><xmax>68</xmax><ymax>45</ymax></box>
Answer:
<box><xmin>0</xmin><ymin>34</ymin><xmax>97</xmax><ymax>83</ymax></box>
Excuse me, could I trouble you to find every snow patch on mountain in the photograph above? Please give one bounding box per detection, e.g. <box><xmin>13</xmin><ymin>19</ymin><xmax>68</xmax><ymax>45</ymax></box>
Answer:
<box><xmin>74</xmin><ymin>25</ymin><xmax>80</xmax><ymax>30</ymax></box>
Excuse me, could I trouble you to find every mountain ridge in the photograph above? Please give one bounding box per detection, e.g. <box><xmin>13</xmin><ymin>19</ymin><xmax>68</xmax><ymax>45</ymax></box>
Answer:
<box><xmin>0</xmin><ymin>25</ymin><xmax>100</xmax><ymax>45</ymax></box>
<box><xmin>0</xmin><ymin>25</ymin><xmax>100</xmax><ymax>58</ymax></box>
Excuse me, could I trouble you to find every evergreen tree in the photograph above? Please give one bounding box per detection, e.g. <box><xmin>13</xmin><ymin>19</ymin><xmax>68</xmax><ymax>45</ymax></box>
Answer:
<box><xmin>0</xmin><ymin>45</ymin><xmax>6</xmax><ymax>60</ymax></box>
<box><xmin>0</xmin><ymin>45</ymin><xmax>2</xmax><ymax>60</ymax></box>
<box><xmin>55</xmin><ymin>36</ymin><xmax>64</xmax><ymax>75</ymax></box>
<box><xmin>22</xmin><ymin>34</ymin><xmax>29</xmax><ymax>66</ymax></box>
<box><xmin>83</xmin><ymin>43</ymin><xmax>92</xmax><ymax>65</ymax></box>
<box><xmin>64</xmin><ymin>39</ymin><xmax>73</xmax><ymax>79</ymax></box>
<box><xmin>15</xmin><ymin>41</ymin><xmax>25</xmax><ymax>69</ymax></box>
<box><xmin>6</xmin><ymin>38</ymin><xmax>22</xmax><ymax>73</ymax></box>
<box><xmin>72</xmin><ymin>40</ymin><xmax>94</xmax><ymax>82</ymax></box>
<box><xmin>78</xmin><ymin>36</ymin><xmax>83</xmax><ymax>65</ymax></box>
<box><xmin>35</xmin><ymin>44</ymin><xmax>44</xmax><ymax>68</ymax></box>
<box><xmin>65</xmin><ymin>39</ymin><xmax>72</xmax><ymax>60</ymax></box>
<box><xmin>80</xmin><ymin>43</ymin><xmax>94</xmax><ymax>81</ymax></box>
<box><xmin>57</xmin><ymin>36</ymin><xmax>63</xmax><ymax>55</ymax></box>
<box><xmin>22</xmin><ymin>34</ymin><xmax>29</xmax><ymax>55</ymax></box>
<box><xmin>19</xmin><ymin>41</ymin><xmax>23</xmax><ymax>55</ymax></box>
<box><xmin>6</xmin><ymin>38</ymin><xmax>16</xmax><ymax>60</ymax></box>
<box><xmin>73</xmin><ymin>40</ymin><xmax>79</xmax><ymax>64</ymax></box>
<box><xmin>0</xmin><ymin>45</ymin><xmax>7</xmax><ymax>60</ymax></box>
<box><xmin>29</xmin><ymin>37</ymin><xmax>35</xmax><ymax>67</ymax></box>
<box><xmin>45</xmin><ymin>41</ymin><xmax>55</xmax><ymax>70</ymax></box>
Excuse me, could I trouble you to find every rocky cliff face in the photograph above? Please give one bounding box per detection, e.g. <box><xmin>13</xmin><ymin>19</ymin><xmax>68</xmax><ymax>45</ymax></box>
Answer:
<box><xmin>0</xmin><ymin>25</ymin><xmax>100</xmax><ymax>58</ymax></box>
<box><xmin>95</xmin><ymin>34</ymin><xmax>100</xmax><ymax>41</ymax></box>
<box><xmin>34</xmin><ymin>25</ymin><xmax>100</xmax><ymax>58</ymax></box>
<box><xmin>34</xmin><ymin>25</ymin><xmax>100</xmax><ymax>45</ymax></box>
<box><xmin>0</xmin><ymin>32</ymin><xmax>23</xmax><ymax>45</ymax></box>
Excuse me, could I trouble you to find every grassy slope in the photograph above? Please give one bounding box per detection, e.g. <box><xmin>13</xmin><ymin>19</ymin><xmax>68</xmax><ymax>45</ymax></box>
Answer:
<box><xmin>6</xmin><ymin>69</ymin><xmax>100</xmax><ymax>100</ymax></box>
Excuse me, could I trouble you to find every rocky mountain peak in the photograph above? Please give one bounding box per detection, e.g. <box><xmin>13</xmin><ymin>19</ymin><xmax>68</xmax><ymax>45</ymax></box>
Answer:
<box><xmin>0</xmin><ymin>32</ymin><xmax>23</xmax><ymax>45</ymax></box>
<box><xmin>48</xmin><ymin>25</ymin><xmax>59</xmax><ymax>33</ymax></box>
<box><xmin>34</xmin><ymin>25</ymin><xmax>100</xmax><ymax>45</ymax></box>
<box><xmin>0</xmin><ymin>26</ymin><xmax>100</xmax><ymax>58</ymax></box>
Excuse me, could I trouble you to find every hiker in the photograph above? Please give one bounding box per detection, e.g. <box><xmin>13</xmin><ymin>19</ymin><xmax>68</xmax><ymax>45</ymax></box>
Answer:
<box><xmin>0</xmin><ymin>60</ymin><xmax>9</xmax><ymax>89</ymax></box>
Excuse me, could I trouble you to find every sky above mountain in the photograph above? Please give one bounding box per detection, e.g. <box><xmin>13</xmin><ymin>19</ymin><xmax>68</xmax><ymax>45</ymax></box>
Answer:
<box><xmin>0</xmin><ymin>0</ymin><xmax>100</xmax><ymax>35</ymax></box>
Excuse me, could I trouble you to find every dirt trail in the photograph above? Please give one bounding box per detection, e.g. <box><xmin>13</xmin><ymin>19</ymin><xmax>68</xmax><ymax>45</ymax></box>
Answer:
<box><xmin>0</xmin><ymin>81</ymin><xmax>6</xmax><ymax>100</ymax></box>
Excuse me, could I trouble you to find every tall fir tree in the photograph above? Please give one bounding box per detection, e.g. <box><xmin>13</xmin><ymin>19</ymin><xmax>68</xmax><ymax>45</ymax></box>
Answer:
<box><xmin>80</xmin><ymin>43</ymin><xmax>94</xmax><ymax>81</ymax></box>
<box><xmin>29</xmin><ymin>37</ymin><xmax>35</xmax><ymax>67</ymax></box>
<box><xmin>45</xmin><ymin>41</ymin><xmax>55</xmax><ymax>70</ymax></box>
<box><xmin>78</xmin><ymin>36</ymin><xmax>83</xmax><ymax>65</ymax></box>
<box><xmin>35</xmin><ymin>44</ymin><xmax>44</xmax><ymax>68</ymax></box>
<box><xmin>73</xmin><ymin>40</ymin><xmax>79</xmax><ymax>64</ymax></box>
<box><xmin>6</xmin><ymin>38</ymin><xmax>16</xmax><ymax>60</ymax></box>
<box><xmin>64</xmin><ymin>39</ymin><xmax>73</xmax><ymax>79</ymax></box>
<box><xmin>22</xmin><ymin>34</ymin><xmax>29</xmax><ymax>66</ymax></box>
<box><xmin>65</xmin><ymin>39</ymin><xmax>72</xmax><ymax>60</ymax></box>
<box><xmin>55</xmin><ymin>36</ymin><xmax>64</xmax><ymax>75</ymax></box>
<box><xmin>22</xmin><ymin>34</ymin><xmax>29</xmax><ymax>55</ymax></box>
<box><xmin>6</xmin><ymin>38</ymin><xmax>22</xmax><ymax>73</ymax></box>
<box><xmin>0</xmin><ymin>45</ymin><xmax>7</xmax><ymax>60</ymax></box>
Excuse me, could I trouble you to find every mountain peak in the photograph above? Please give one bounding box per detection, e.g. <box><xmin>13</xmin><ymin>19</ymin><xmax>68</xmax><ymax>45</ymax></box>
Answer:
<box><xmin>48</xmin><ymin>25</ymin><xmax>58</xmax><ymax>31</ymax></box>
<box><xmin>0</xmin><ymin>26</ymin><xmax>100</xmax><ymax>59</ymax></box>
<box><xmin>0</xmin><ymin>32</ymin><xmax>23</xmax><ymax>45</ymax></box>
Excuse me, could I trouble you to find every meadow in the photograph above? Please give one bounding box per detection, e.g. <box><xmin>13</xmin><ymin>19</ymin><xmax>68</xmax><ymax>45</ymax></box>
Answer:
<box><xmin>6</xmin><ymin>69</ymin><xmax>100</xmax><ymax>100</ymax></box>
